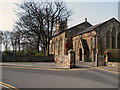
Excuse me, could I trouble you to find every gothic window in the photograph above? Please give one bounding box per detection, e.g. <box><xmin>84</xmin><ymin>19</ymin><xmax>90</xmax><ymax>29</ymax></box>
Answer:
<box><xmin>55</xmin><ymin>39</ymin><xmax>58</xmax><ymax>53</ymax></box>
<box><xmin>106</xmin><ymin>31</ymin><xmax>110</xmax><ymax>48</ymax></box>
<box><xmin>118</xmin><ymin>32</ymin><xmax>120</xmax><ymax>49</ymax></box>
<box><xmin>53</xmin><ymin>42</ymin><xmax>55</xmax><ymax>54</ymax></box>
<box><xmin>58</xmin><ymin>40</ymin><xmax>60</xmax><ymax>55</ymax></box>
<box><xmin>52</xmin><ymin>41</ymin><xmax>55</xmax><ymax>53</ymax></box>
<box><xmin>59</xmin><ymin>38</ymin><xmax>62</xmax><ymax>55</ymax></box>
<box><xmin>112</xmin><ymin>27</ymin><xmax>116</xmax><ymax>49</ymax></box>
<box><xmin>75</xmin><ymin>42</ymin><xmax>76</xmax><ymax>51</ymax></box>
<box><xmin>61</xmin><ymin>39</ymin><xmax>62</xmax><ymax>54</ymax></box>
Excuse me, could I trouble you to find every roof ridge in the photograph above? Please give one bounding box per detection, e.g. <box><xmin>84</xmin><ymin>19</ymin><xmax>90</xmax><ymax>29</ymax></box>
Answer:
<box><xmin>73</xmin><ymin>17</ymin><xmax>119</xmax><ymax>37</ymax></box>
<box><xmin>68</xmin><ymin>21</ymin><xmax>92</xmax><ymax>30</ymax></box>
<box><xmin>52</xmin><ymin>20</ymin><xmax>92</xmax><ymax>38</ymax></box>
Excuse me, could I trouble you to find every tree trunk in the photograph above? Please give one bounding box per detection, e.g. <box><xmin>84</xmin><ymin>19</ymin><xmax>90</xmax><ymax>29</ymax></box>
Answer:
<box><xmin>46</xmin><ymin>39</ymin><xmax>50</xmax><ymax>56</ymax></box>
<box><xmin>15</xmin><ymin>41</ymin><xmax>17</xmax><ymax>55</ymax></box>
<box><xmin>37</xmin><ymin>39</ymin><xmax>40</xmax><ymax>53</ymax></box>
<box><xmin>12</xmin><ymin>44</ymin><xmax>15</xmax><ymax>54</ymax></box>
<box><xmin>42</xmin><ymin>47</ymin><xmax>44</xmax><ymax>55</ymax></box>
<box><xmin>18</xmin><ymin>39</ymin><xmax>20</xmax><ymax>52</ymax></box>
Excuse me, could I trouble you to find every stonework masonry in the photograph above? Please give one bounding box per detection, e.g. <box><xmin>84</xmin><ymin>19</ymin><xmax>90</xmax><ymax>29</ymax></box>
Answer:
<box><xmin>54</xmin><ymin>49</ymin><xmax>75</xmax><ymax>68</ymax></box>
<box><xmin>49</xmin><ymin>19</ymin><xmax>92</xmax><ymax>56</ymax></box>
<box><xmin>50</xmin><ymin>17</ymin><xmax>120</xmax><ymax>67</ymax></box>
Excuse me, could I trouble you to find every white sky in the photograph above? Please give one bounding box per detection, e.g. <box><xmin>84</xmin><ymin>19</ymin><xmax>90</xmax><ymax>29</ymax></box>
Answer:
<box><xmin>0</xmin><ymin>0</ymin><xmax>119</xmax><ymax>31</ymax></box>
<box><xmin>0</xmin><ymin>1</ymin><xmax>19</xmax><ymax>31</ymax></box>
<box><xmin>67</xmin><ymin>2</ymin><xmax>118</xmax><ymax>27</ymax></box>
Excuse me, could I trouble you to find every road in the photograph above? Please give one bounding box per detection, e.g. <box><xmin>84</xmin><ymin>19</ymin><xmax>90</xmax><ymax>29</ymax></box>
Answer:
<box><xmin>2</xmin><ymin>66</ymin><xmax>118</xmax><ymax>88</ymax></box>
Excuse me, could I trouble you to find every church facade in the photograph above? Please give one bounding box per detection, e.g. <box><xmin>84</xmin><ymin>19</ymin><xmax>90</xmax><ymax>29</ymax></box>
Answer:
<box><xmin>49</xmin><ymin>18</ymin><xmax>92</xmax><ymax>55</ymax></box>
<box><xmin>49</xmin><ymin>18</ymin><xmax>120</xmax><ymax>65</ymax></box>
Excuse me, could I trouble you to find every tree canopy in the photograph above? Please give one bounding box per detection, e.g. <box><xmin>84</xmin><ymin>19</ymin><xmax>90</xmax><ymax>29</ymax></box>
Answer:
<box><xmin>14</xmin><ymin>1</ymin><xmax>71</xmax><ymax>55</ymax></box>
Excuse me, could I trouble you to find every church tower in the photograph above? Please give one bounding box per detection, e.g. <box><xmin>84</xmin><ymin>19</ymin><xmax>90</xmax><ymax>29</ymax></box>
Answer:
<box><xmin>55</xmin><ymin>18</ymin><xmax>68</xmax><ymax>35</ymax></box>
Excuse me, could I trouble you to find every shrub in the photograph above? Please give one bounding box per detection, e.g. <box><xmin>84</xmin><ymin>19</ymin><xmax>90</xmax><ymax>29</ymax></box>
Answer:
<box><xmin>2</xmin><ymin>50</ymin><xmax>13</xmax><ymax>56</ymax></box>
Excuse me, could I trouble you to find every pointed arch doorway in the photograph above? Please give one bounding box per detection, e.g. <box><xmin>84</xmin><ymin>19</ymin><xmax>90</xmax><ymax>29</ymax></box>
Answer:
<box><xmin>79</xmin><ymin>48</ymin><xmax>82</xmax><ymax>61</ymax></box>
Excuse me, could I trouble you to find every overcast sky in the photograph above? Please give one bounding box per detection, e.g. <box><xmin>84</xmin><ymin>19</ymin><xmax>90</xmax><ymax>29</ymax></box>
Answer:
<box><xmin>0</xmin><ymin>0</ymin><xmax>119</xmax><ymax>31</ymax></box>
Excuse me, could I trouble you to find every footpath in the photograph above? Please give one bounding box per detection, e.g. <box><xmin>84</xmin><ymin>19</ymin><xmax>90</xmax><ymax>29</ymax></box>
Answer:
<box><xmin>77</xmin><ymin>61</ymin><xmax>119</xmax><ymax>73</ymax></box>
<box><xmin>0</xmin><ymin>62</ymin><xmax>69</xmax><ymax>69</ymax></box>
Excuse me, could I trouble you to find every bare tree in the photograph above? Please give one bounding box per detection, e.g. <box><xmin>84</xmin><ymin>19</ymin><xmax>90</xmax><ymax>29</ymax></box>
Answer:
<box><xmin>0</xmin><ymin>31</ymin><xmax>3</xmax><ymax>52</ymax></box>
<box><xmin>15</xmin><ymin>1</ymin><xmax>71</xmax><ymax>55</ymax></box>
<box><xmin>2</xmin><ymin>31</ymin><xmax>11</xmax><ymax>51</ymax></box>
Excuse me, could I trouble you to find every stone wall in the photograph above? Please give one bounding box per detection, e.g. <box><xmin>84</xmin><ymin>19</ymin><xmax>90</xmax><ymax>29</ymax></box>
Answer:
<box><xmin>107</xmin><ymin>62</ymin><xmax>119</xmax><ymax>67</ymax></box>
<box><xmin>54</xmin><ymin>55</ymin><xmax>68</xmax><ymax>65</ymax></box>
<box><xmin>2</xmin><ymin>55</ymin><xmax>54</xmax><ymax>62</ymax></box>
<box><xmin>54</xmin><ymin>49</ymin><xmax>75</xmax><ymax>68</ymax></box>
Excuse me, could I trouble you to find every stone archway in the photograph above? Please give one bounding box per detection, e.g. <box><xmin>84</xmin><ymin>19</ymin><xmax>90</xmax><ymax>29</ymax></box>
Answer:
<box><xmin>79</xmin><ymin>48</ymin><xmax>82</xmax><ymax>61</ymax></box>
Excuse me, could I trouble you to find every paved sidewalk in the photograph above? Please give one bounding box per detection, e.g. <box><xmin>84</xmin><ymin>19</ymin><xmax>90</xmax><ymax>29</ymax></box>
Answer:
<box><xmin>77</xmin><ymin>61</ymin><xmax>119</xmax><ymax>73</ymax></box>
<box><xmin>98</xmin><ymin>66</ymin><xmax>118</xmax><ymax>73</ymax></box>
<box><xmin>0</xmin><ymin>62</ymin><xmax>69</xmax><ymax>69</ymax></box>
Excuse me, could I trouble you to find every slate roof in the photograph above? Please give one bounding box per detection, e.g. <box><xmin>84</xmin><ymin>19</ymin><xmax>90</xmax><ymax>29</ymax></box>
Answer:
<box><xmin>51</xmin><ymin>21</ymin><xmax>92</xmax><ymax>38</ymax></box>
<box><xmin>73</xmin><ymin>17</ymin><xmax>120</xmax><ymax>37</ymax></box>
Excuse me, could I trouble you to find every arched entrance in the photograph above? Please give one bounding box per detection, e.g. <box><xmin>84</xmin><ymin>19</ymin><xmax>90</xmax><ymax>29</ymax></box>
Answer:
<box><xmin>79</xmin><ymin>48</ymin><xmax>82</xmax><ymax>61</ymax></box>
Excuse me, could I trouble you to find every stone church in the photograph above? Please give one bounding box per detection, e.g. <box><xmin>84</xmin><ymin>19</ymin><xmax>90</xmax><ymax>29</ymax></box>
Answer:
<box><xmin>49</xmin><ymin>18</ymin><xmax>120</xmax><ymax>65</ymax></box>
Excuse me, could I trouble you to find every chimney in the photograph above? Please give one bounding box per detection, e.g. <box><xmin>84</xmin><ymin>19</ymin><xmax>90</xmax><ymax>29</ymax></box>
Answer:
<box><xmin>85</xmin><ymin>18</ymin><xmax>87</xmax><ymax>22</ymax></box>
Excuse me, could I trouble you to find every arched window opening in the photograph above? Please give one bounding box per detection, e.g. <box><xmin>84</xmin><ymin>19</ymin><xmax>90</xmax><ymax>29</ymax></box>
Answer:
<box><xmin>106</xmin><ymin>31</ymin><xmax>110</xmax><ymax>49</ymax></box>
<box><xmin>79</xmin><ymin>48</ymin><xmax>82</xmax><ymax>61</ymax></box>
<box><xmin>60</xmin><ymin>39</ymin><xmax>62</xmax><ymax>54</ymax></box>
<box><xmin>55</xmin><ymin>39</ymin><xmax>58</xmax><ymax>54</ymax></box>
<box><xmin>75</xmin><ymin>42</ymin><xmax>76</xmax><ymax>51</ymax></box>
<box><xmin>118</xmin><ymin>32</ymin><xmax>120</xmax><ymax>49</ymax></box>
<box><xmin>59</xmin><ymin>38</ymin><xmax>62</xmax><ymax>55</ymax></box>
<box><xmin>58</xmin><ymin>39</ymin><xmax>60</xmax><ymax>55</ymax></box>
<box><xmin>112</xmin><ymin>27</ymin><xmax>116</xmax><ymax>49</ymax></box>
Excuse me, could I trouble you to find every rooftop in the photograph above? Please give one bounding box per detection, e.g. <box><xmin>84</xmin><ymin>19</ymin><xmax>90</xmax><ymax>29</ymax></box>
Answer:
<box><xmin>73</xmin><ymin>17</ymin><xmax>120</xmax><ymax>37</ymax></box>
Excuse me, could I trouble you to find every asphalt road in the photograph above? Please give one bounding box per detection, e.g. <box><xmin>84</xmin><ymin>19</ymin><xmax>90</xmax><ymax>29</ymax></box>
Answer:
<box><xmin>2</xmin><ymin>66</ymin><xmax>118</xmax><ymax>88</ymax></box>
